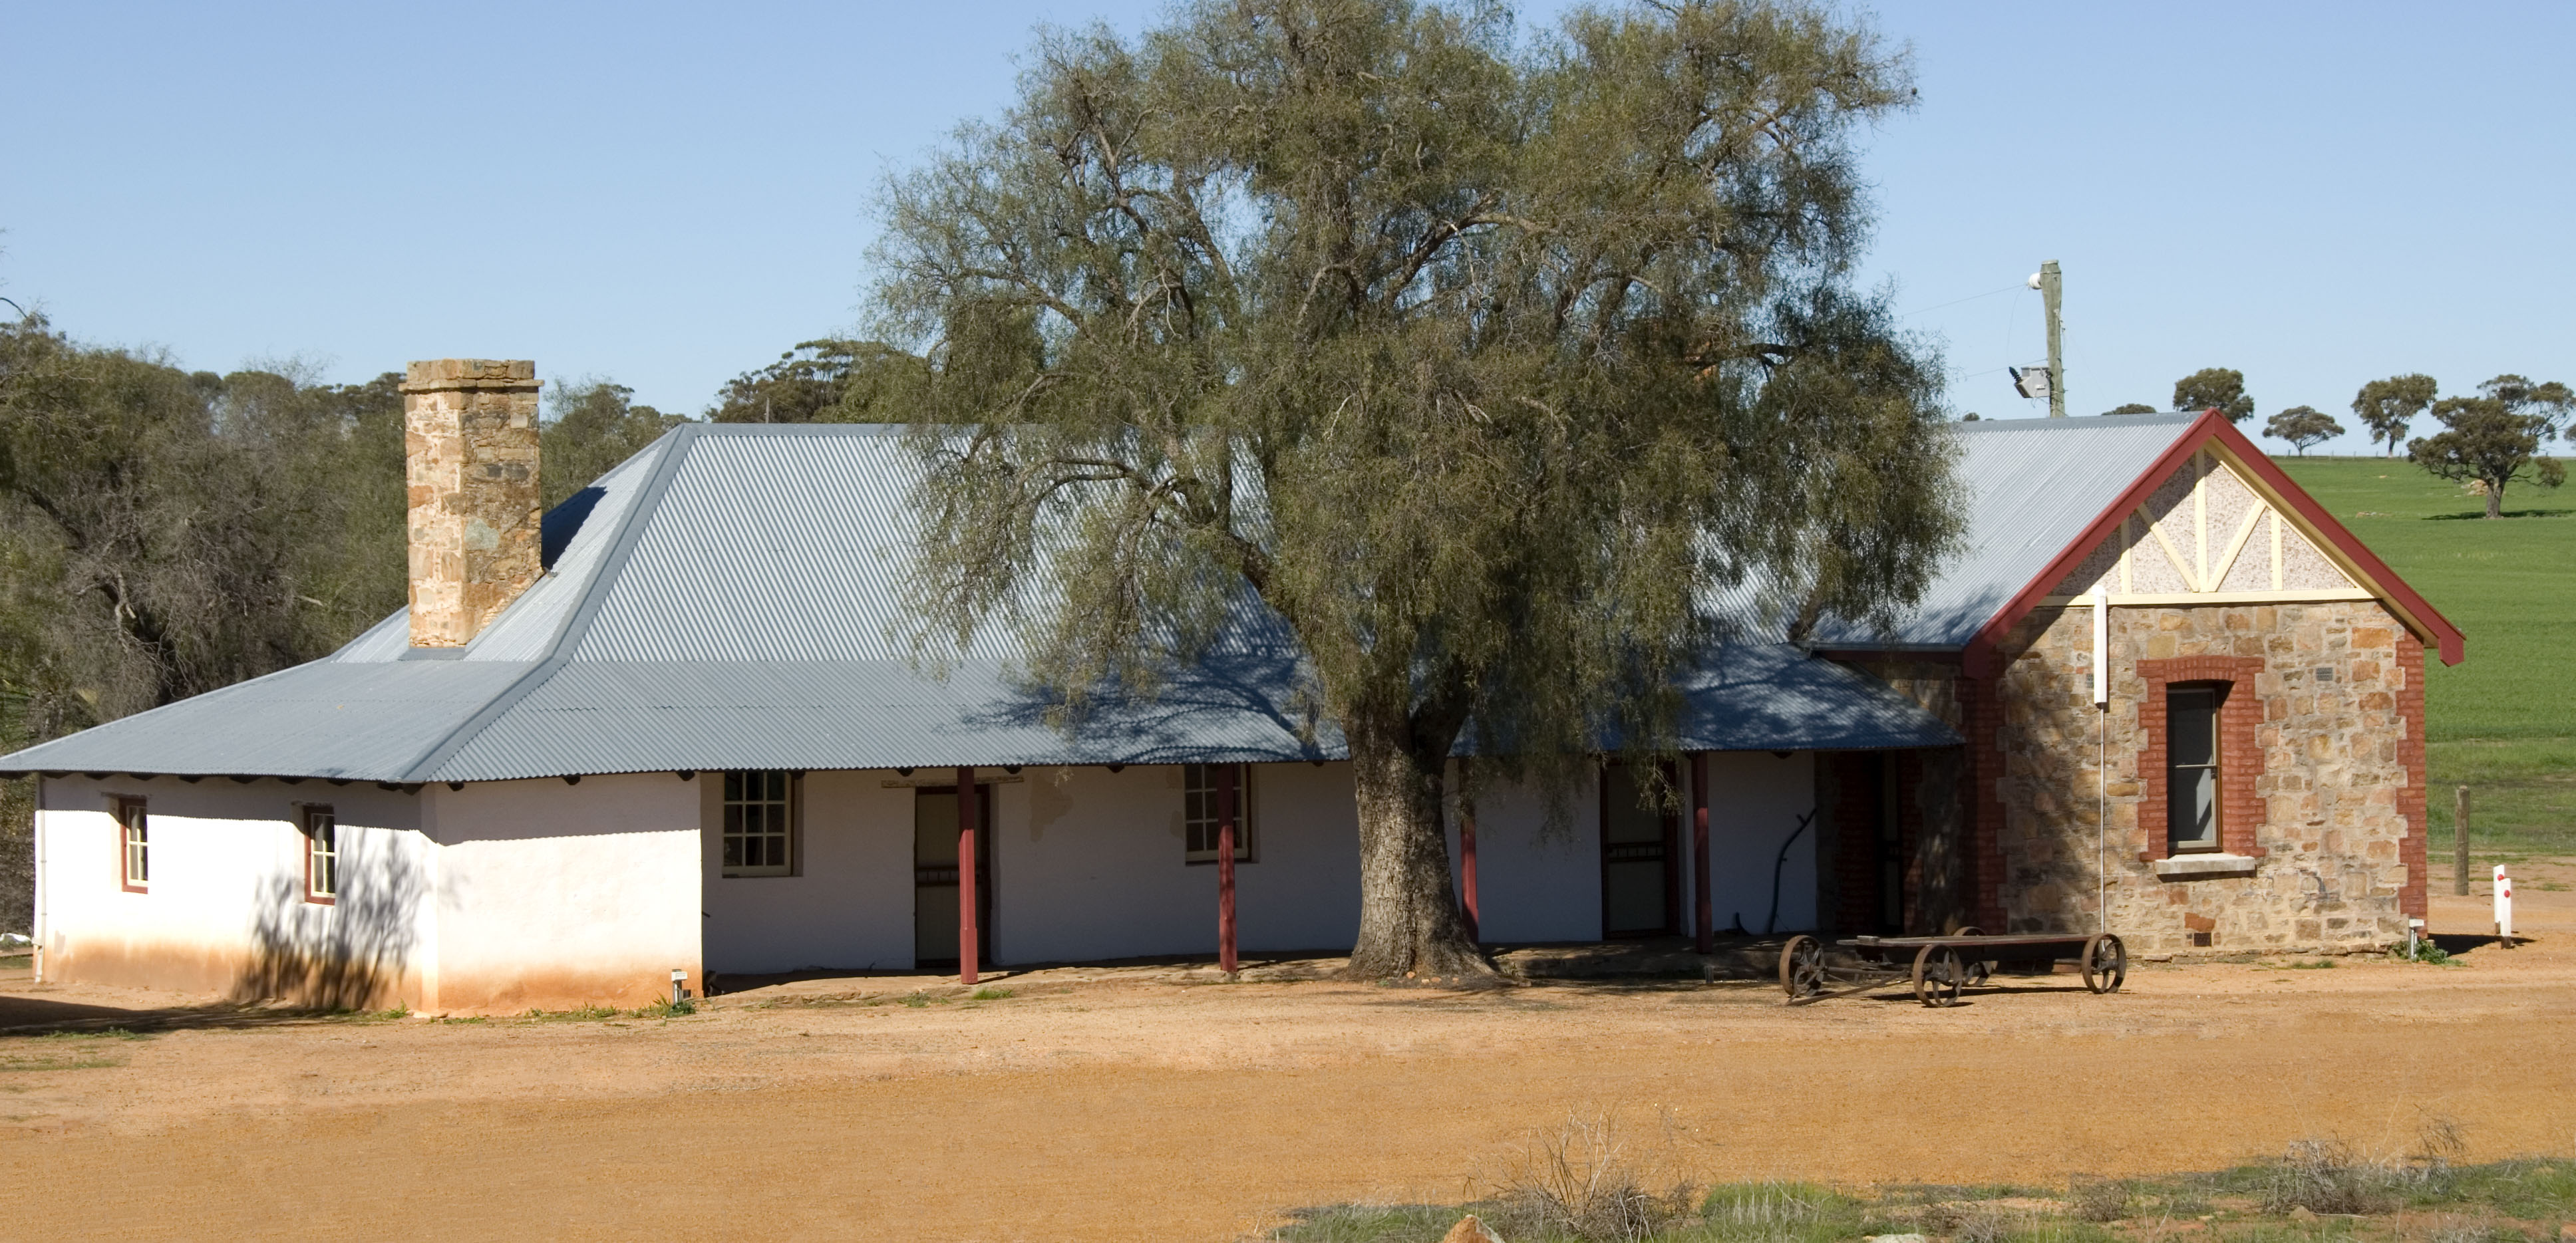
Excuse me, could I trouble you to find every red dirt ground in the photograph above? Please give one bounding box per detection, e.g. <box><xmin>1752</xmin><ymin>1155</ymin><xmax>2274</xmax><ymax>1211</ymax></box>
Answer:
<box><xmin>0</xmin><ymin>867</ymin><xmax>2567</xmax><ymax>1242</ymax></box>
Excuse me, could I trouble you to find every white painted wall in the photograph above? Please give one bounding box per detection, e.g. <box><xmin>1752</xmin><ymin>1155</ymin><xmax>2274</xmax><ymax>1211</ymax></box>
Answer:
<box><xmin>1449</xmin><ymin>752</ymin><xmax>1818</xmax><ymax>942</ymax></box>
<box><xmin>994</xmin><ymin>763</ymin><xmax>1363</xmax><ymax>965</ymax></box>
<box><xmin>420</xmin><ymin>775</ymin><xmax>701</xmax><ymax>1011</ymax></box>
<box><xmin>34</xmin><ymin>752</ymin><xmax>1819</xmax><ymax>1004</ymax></box>
<box><xmin>701</xmin><ymin>770</ymin><xmax>915</xmax><ymax>974</ymax></box>
<box><xmin>33</xmin><ymin>775</ymin><xmax>431</xmax><ymax>1000</ymax></box>
<box><xmin>1698</xmin><ymin>751</ymin><xmax>1820</xmax><ymax>935</ymax></box>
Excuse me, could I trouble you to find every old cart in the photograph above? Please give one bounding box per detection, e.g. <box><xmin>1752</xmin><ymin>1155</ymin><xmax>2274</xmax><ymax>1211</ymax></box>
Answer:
<box><xmin>1777</xmin><ymin>930</ymin><xmax>2126</xmax><ymax>1007</ymax></box>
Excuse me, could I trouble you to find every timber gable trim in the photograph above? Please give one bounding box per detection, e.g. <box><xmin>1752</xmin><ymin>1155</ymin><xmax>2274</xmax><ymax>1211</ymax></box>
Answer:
<box><xmin>1963</xmin><ymin>412</ymin><xmax>2466</xmax><ymax>676</ymax></box>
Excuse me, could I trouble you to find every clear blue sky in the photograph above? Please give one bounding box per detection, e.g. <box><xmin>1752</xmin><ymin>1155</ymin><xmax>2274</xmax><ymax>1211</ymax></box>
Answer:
<box><xmin>6</xmin><ymin>3</ymin><xmax>2570</xmax><ymax>454</ymax></box>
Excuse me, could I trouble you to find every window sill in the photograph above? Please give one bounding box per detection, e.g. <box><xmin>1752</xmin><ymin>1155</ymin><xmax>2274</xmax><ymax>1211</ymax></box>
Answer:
<box><xmin>2152</xmin><ymin>853</ymin><xmax>2261</xmax><ymax>880</ymax></box>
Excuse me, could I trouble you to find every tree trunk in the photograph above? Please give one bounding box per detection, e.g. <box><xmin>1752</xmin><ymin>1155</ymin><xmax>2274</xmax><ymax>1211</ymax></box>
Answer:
<box><xmin>1342</xmin><ymin>712</ymin><xmax>1493</xmax><ymax>980</ymax></box>
<box><xmin>2485</xmin><ymin>482</ymin><xmax>2503</xmax><ymax>519</ymax></box>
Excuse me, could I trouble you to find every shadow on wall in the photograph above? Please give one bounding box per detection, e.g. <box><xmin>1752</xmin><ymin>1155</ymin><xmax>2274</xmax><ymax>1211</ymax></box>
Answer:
<box><xmin>235</xmin><ymin>837</ymin><xmax>419</xmax><ymax>1010</ymax></box>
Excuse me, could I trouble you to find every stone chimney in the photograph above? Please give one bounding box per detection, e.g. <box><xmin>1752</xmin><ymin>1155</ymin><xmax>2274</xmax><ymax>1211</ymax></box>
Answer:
<box><xmin>402</xmin><ymin>359</ymin><xmax>542</xmax><ymax>648</ymax></box>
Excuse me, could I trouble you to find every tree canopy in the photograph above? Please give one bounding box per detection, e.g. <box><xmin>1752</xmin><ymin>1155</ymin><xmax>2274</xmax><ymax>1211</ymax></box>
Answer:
<box><xmin>2263</xmin><ymin>404</ymin><xmax>2342</xmax><ymax>455</ymax></box>
<box><xmin>0</xmin><ymin>313</ymin><xmax>723</xmax><ymax>932</ymax></box>
<box><xmin>706</xmin><ymin>339</ymin><xmax>927</xmax><ymax>424</ymax></box>
<box><xmin>2351</xmin><ymin>373</ymin><xmax>2436</xmax><ymax>458</ymax></box>
<box><xmin>874</xmin><ymin>0</ymin><xmax>1959</xmax><ymax>977</ymax></box>
<box><xmin>2408</xmin><ymin>374</ymin><xmax>2570</xmax><ymax>518</ymax></box>
<box><xmin>2100</xmin><ymin>402</ymin><xmax>2156</xmax><ymax>416</ymax></box>
<box><xmin>542</xmin><ymin>380</ymin><xmax>687</xmax><ymax>509</ymax></box>
<box><xmin>2172</xmin><ymin>368</ymin><xmax>2253</xmax><ymax>423</ymax></box>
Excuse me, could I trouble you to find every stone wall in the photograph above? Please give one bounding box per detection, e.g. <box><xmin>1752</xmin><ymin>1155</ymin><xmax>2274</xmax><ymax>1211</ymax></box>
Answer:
<box><xmin>1989</xmin><ymin>599</ymin><xmax>2422</xmax><ymax>955</ymax></box>
<box><xmin>402</xmin><ymin>359</ymin><xmax>542</xmax><ymax>648</ymax></box>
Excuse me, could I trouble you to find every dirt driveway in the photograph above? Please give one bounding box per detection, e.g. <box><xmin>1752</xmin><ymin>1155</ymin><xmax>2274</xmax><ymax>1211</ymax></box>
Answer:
<box><xmin>1</xmin><ymin>871</ymin><xmax>2569</xmax><ymax>1243</ymax></box>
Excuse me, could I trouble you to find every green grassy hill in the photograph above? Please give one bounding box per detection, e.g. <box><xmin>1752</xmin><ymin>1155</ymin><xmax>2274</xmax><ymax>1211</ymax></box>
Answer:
<box><xmin>2270</xmin><ymin>455</ymin><xmax>2573</xmax><ymax>858</ymax></box>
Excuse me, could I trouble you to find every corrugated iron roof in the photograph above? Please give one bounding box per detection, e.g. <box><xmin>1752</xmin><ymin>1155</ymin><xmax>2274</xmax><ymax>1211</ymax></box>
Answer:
<box><xmin>1802</xmin><ymin>412</ymin><xmax>2202</xmax><ymax>649</ymax></box>
<box><xmin>1</xmin><ymin>421</ymin><xmax>1965</xmax><ymax>782</ymax></box>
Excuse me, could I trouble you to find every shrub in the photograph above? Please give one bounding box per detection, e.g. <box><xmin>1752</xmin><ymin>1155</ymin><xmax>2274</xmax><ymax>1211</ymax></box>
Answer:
<box><xmin>1953</xmin><ymin>1205</ymin><xmax>2011</xmax><ymax>1243</ymax></box>
<box><xmin>2069</xmin><ymin>1178</ymin><xmax>2130</xmax><ymax>1222</ymax></box>
<box><xmin>2261</xmin><ymin>1139</ymin><xmax>2397</xmax><ymax>1215</ymax></box>
<box><xmin>1488</xmin><ymin>1112</ymin><xmax>1696</xmax><ymax>1243</ymax></box>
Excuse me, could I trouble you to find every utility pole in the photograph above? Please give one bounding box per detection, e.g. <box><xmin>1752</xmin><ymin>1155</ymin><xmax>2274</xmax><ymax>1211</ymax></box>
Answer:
<box><xmin>2040</xmin><ymin>259</ymin><xmax>2065</xmax><ymax>418</ymax></box>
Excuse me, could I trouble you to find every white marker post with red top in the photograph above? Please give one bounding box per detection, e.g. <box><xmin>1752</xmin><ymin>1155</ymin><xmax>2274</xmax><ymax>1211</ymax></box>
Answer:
<box><xmin>2494</xmin><ymin>863</ymin><xmax>2514</xmax><ymax>945</ymax></box>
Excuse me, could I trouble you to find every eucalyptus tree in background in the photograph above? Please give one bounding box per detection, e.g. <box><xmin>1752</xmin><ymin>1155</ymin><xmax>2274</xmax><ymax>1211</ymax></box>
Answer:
<box><xmin>2351</xmin><ymin>373</ymin><xmax>2436</xmax><ymax>458</ymax></box>
<box><xmin>2409</xmin><ymin>374</ymin><xmax>2572</xmax><ymax>519</ymax></box>
<box><xmin>2100</xmin><ymin>402</ymin><xmax>2156</xmax><ymax>416</ymax></box>
<box><xmin>2172</xmin><ymin>368</ymin><xmax>2253</xmax><ymax>423</ymax></box>
<box><xmin>2263</xmin><ymin>405</ymin><xmax>2342</xmax><ymax>456</ymax></box>
<box><xmin>874</xmin><ymin>0</ymin><xmax>1960</xmax><ymax>978</ymax></box>
<box><xmin>540</xmin><ymin>380</ymin><xmax>687</xmax><ymax>509</ymax></box>
<box><xmin>705</xmin><ymin>339</ymin><xmax>927</xmax><ymax>424</ymax></box>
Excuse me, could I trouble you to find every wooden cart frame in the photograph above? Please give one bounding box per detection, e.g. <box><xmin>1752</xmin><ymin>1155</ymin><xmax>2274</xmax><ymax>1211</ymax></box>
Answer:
<box><xmin>1778</xmin><ymin>930</ymin><xmax>2126</xmax><ymax>1007</ymax></box>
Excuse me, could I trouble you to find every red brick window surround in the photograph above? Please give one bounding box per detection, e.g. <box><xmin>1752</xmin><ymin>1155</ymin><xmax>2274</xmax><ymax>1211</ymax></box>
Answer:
<box><xmin>2136</xmin><ymin>656</ymin><xmax>2266</xmax><ymax>862</ymax></box>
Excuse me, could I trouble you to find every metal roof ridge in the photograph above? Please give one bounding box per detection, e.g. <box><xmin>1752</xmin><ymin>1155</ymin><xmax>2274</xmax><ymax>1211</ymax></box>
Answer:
<box><xmin>689</xmin><ymin>421</ymin><xmax>908</xmax><ymax>436</ymax></box>
<box><xmin>395</xmin><ymin>422</ymin><xmax>712</xmax><ymax>783</ymax></box>
<box><xmin>1953</xmin><ymin>412</ymin><xmax>2200</xmax><ymax>434</ymax></box>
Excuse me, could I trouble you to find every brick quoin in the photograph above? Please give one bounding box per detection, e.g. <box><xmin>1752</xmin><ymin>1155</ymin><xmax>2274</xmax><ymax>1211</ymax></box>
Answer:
<box><xmin>1962</xmin><ymin>677</ymin><xmax>2009</xmax><ymax>931</ymax></box>
<box><xmin>2396</xmin><ymin>634</ymin><xmax>2429</xmax><ymax>920</ymax></box>
<box><xmin>2135</xmin><ymin>655</ymin><xmax>2267</xmax><ymax>861</ymax></box>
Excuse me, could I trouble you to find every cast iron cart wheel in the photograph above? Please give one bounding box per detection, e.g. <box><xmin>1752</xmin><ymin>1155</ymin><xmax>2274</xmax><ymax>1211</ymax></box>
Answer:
<box><xmin>1779</xmin><ymin>934</ymin><xmax>1827</xmax><ymax>999</ymax></box>
<box><xmin>1952</xmin><ymin>927</ymin><xmax>1995</xmax><ymax>986</ymax></box>
<box><xmin>2081</xmin><ymin>933</ymin><xmax>2128</xmax><ymax>994</ymax></box>
<box><xmin>1912</xmin><ymin>944</ymin><xmax>1964</xmax><ymax>1008</ymax></box>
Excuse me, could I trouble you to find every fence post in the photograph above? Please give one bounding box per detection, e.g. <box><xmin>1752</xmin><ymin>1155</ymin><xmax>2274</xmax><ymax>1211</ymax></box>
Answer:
<box><xmin>2453</xmin><ymin>785</ymin><xmax>2471</xmax><ymax>897</ymax></box>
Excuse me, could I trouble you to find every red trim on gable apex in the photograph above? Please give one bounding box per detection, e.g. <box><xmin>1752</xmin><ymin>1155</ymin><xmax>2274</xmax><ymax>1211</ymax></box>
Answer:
<box><xmin>1961</xmin><ymin>410</ymin><xmax>2467</xmax><ymax>677</ymax></box>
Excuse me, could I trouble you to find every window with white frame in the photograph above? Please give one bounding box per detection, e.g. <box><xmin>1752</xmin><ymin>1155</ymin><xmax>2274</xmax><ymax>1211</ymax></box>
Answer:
<box><xmin>301</xmin><ymin>805</ymin><xmax>338</xmax><ymax>904</ymax></box>
<box><xmin>723</xmin><ymin>770</ymin><xmax>797</xmax><ymax>877</ymax></box>
<box><xmin>1183</xmin><ymin>763</ymin><xmax>1253</xmax><ymax>863</ymax></box>
<box><xmin>115</xmin><ymin>797</ymin><xmax>148</xmax><ymax>891</ymax></box>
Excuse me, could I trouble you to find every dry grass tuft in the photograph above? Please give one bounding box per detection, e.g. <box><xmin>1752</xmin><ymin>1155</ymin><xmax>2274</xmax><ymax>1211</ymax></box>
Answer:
<box><xmin>1488</xmin><ymin>1111</ymin><xmax>1696</xmax><ymax>1243</ymax></box>
<box><xmin>2068</xmin><ymin>1177</ymin><xmax>2130</xmax><ymax>1223</ymax></box>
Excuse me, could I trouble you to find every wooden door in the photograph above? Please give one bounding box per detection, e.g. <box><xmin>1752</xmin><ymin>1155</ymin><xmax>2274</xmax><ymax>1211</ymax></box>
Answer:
<box><xmin>1600</xmin><ymin>763</ymin><xmax>1678</xmax><ymax>937</ymax></box>
<box><xmin>914</xmin><ymin>785</ymin><xmax>993</xmax><ymax>967</ymax></box>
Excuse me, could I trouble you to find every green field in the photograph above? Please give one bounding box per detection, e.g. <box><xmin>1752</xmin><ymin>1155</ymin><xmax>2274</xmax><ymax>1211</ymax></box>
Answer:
<box><xmin>2270</xmin><ymin>456</ymin><xmax>2575</xmax><ymax>858</ymax></box>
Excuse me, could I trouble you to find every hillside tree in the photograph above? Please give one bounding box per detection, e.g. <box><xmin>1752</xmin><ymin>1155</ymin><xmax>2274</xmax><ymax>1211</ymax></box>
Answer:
<box><xmin>876</xmin><ymin>0</ymin><xmax>1961</xmax><ymax>978</ymax></box>
<box><xmin>2100</xmin><ymin>402</ymin><xmax>2156</xmax><ymax>416</ymax></box>
<box><xmin>2351</xmin><ymin>373</ymin><xmax>2436</xmax><ymax>457</ymax></box>
<box><xmin>707</xmin><ymin>339</ymin><xmax>928</xmax><ymax>424</ymax></box>
<box><xmin>542</xmin><ymin>380</ymin><xmax>688</xmax><ymax>509</ymax></box>
<box><xmin>2172</xmin><ymin>368</ymin><xmax>2253</xmax><ymax>423</ymax></box>
<box><xmin>2263</xmin><ymin>404</ymin><xmax>2342</xmax><ymax>455</ymax></box>
<box><xmin>2408</xmin><ymin>374</ymin><xmax>2571</xmax><ymax>518</ymax></box>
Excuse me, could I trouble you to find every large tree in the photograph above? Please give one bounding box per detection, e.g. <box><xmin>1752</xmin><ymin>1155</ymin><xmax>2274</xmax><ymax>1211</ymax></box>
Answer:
<box><xmin>2263</xmin><ymin>404</ymin><xmax>2342</xmax><ymax>456</ymax></box>
<box><xmin>2408</xmin><ymin>374</ymin><xmax>2571</xmax><ymax>519</ymax></box>
<box><xmin>2351</xmin><ymin>372</ymin><xmax>2436</xmax><ymax>458</ymax></box>
<box><xmin>2172</xmin><ymin>367</ymin><xmax>2253</xmax><ymax>423</ymax></box>
<box><xmin>874</xmin><ymin>0</ymin><xmax>1959</xmax><ymax>978</ymax></box>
